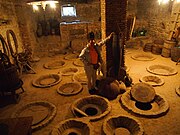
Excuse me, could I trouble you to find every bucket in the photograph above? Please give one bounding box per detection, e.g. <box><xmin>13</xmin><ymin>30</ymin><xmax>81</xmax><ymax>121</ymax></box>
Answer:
<box><xmin>161</xmin><ymin>47</ymin><xmax>171</xmax><ymax>58</ymax></box>
<box><xmin>171</xmin><ymin>47</ymin><xmax>180</xmax><ymax>62</ymax></box>
<box><xmin>161</xmin><ymin>40</ymin><xmax>176</xmax><ymax>58</ymax></box>
<box><xmin>154</xmin><ymin>39</ymin><xmax>164</xmax><ymax>45</ymax></box>
<box><xmin>164</xmin><ymin>40</ymin><xmax>176</xmax><ymax>49</ymax></box>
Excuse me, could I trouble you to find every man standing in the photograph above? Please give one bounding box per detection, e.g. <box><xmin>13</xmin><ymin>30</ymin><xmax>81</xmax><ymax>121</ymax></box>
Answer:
<box><xmin>79</xmin><ymin>32</ymin><xmax>113</xmax><ymax>94</ymax></box>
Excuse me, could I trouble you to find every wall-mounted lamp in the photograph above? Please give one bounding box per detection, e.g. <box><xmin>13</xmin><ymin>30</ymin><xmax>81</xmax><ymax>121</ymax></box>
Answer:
<box><xmin>175</xmin><ymin>0</ymin><xmax>180</xmax><ymax>3</ymax></box>
<box><xmin>27</xmin><ymin>0</ymin><xmax>59</xmax><ymax>11</ymax></box>
<box><xmin>158</xmin><ymin>0</ymin><xmax>170</xmax><ymax>5</ymax></box>
<box><xmin>158</xmin><ymin>0</ymin><xmax>180</xmax><ymax>5</ymax></box>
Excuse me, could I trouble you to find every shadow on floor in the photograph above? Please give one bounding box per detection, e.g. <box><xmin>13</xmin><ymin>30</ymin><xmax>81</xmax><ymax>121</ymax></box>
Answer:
<box><xmin>0</xmin><ymin>94</ymin><xmax>20</xmax><ymax>108</ymax></box>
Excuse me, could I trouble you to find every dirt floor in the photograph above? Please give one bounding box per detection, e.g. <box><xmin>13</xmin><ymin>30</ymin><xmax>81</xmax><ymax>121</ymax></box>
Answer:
<box><xmin>0</xmin><ymin>47</ymin><xmax>180</xmax><ymax>135</ymax></box>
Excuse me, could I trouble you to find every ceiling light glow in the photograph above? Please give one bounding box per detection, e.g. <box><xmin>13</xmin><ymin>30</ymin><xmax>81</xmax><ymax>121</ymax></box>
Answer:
<box><xmin>32</xmin><ymin>4</ymin><xmax>39</xmax><ymax>11</ymax></box>
<box><xmin>158</xmin><ymin>0</ymin><xmax>171</xmax><ymax>4</ymax></box>
<box><xmin>27</xmin><ymin>0</ymin><xmax>58</xmax><ymax>11</ymax></box>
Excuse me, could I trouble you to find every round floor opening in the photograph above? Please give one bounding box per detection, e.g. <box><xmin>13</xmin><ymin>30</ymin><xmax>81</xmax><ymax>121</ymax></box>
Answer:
<box><xmin>51</xmin><ymin>118</ymin><xmax>93</xmax><ymax>135</ymax></box>
<box><xmin>71</xmin><ymin>95</ymin><xmax>111</xmax><ymax>121</ymax></box>
<box><xmin>85</xmin><ymin>107</ymin><xmax>98</xmax><ymax>116</ymax></box>
<box><xmin>115</xmin><ymin>128</ymin><xmax>130</xmax><ymax>135</ymax></box>
<box><xmin>68</xmin><ymin>132</ymin><xmax>78</xmax><ymax>135</ymax></box>
<box><xmin>135</xmin><ymin>102</ymin><xmax>152</xmax><ymax>111</ymax></box>
<box><xmin>102</xmin><ymin>115</ymin><xmax>144</xmax><ymax>135</ymax></box>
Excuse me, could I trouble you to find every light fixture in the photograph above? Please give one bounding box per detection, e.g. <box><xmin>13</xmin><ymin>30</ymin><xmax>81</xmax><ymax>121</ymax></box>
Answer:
<box><xmin>32</xmin><ymin>4</ymin><xmax>39</xmax><ymax>11</ymax></box>
<box><xmin>171</xmin><ymin>0</ymin><xmax>180</xmax><ymax>2</ymax></box>
<box><xmin>158</xmin><ymin>0</ymin><xmax>180</xmax><ymax>5</ymax></box>
<box><xmin>175</xmin><ymin>0</ymin><xmax>180</xmax><ymax>2</ymax></box>
<box><xmin>158</xmin><ymin>0</ymin><xmax>170</xmax><ymax>5</ymax></box>
<box><xmin>27</xmin><ymin>0</ymin><xmax>59</xmax><ymax>11</ymax></box>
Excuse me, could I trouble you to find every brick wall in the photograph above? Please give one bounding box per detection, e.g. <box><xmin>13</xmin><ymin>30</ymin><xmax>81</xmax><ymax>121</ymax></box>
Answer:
<box><xmin>101</xmin><ymin>0</ymin><xmax>127</xmax><ymax>77</ymax></box>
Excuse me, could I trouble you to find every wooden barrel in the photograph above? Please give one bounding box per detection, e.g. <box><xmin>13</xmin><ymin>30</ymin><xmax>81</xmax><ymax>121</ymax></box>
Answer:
<box><xmin>152</xmin><ymin>44</ymin><xmax>163</xmax><ymax>55</ymax></box>
<box><xmin>162</xmin><ymin>48</ymin><xmax>171</xmax><ymax>58</ymax></box>
<box><xmin>164</xmin><ymin>40</ymin><xmax>176</xmax><ymax>48</ymax></box>
<box><xmin>154</xmin><ymin>39</ymin><xmax>164</xmax><ymax>45</ymax></box>
<box><xmin>171</xmin><ymin>47</ymin><xmax>180</xmax><ymax>62</ymax></box>
<box><xmin>143</xmin><ymin>43</ymin><xmax>153</xmax><ymax>52</ymax></box>
<box><xmin>161</xmin><ymin>40</ymin><xmax>176</xmax><ymax>58</ymax></box>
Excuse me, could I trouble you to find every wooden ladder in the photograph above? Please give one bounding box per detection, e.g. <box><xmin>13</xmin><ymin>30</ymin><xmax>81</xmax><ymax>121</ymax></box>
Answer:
<box><xmin>168</xmin><ymin>8</ymin><xmax>180</xmax><ymax>40</ymax></box>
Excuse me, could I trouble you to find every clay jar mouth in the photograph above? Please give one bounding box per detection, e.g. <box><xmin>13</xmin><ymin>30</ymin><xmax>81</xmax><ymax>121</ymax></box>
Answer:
<box><xmin>102</xmin><ymin>115</ymin><xmax>144</xmax><ymax>135</ymax></box>
<box><xmin>44</xmin><ymin>60</ymin><xmax>66</xmax><ymax>69</ymax></box>
<box><xmin>85</xmin><ymin>107</ymin><xmax>98</xmax><ymax>116</ymax></box>
<box><xmin>68</xmin><ymin>132</ymin><xmax>78</xmax><ymax>135</ymax></box>
<box><xmin>61</xmin><ymin>67</ymin><xmax>79</xmax><ymax>76</ymax></box>
<box><xmin>50</xmin><ymin>118</ymin><xmax>93</xmax><ymax>135</ymax></box>
<box><xmin>139</xmin><ymin>75</ymin><xmax>164</xmax><ymax>87</ymax></box>
<box><xmin>32</xmin><ymin>74</ymin><xmax>61</xmax><ymax>88</ymax></box>
<box><xmin>147</xmin><ymin>64</ymin><xmax>178</xmax><ymax>76</ymax></box>
<box><xmin>135</xmin><ymin>101</ymin><xmax>152</xmax><ymax>111</ymax></box>
<box><xmin>71</xmin><ymin>95</ymin><xmax>111</xmax><ymax>121</ymax></box>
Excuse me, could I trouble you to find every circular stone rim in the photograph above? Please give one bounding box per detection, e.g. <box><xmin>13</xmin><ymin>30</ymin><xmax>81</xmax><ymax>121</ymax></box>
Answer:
<box><xmin>131</xmin><ymin>53</ymin><xmax>156</xmax><ymax>61</ymax></box>
<box><xmin>50</xmin><ymin>118</ymin><xmax>94</xmax><ymax>135</ymax></box>
<box><xmin>102</xmin><ymin>115</ymin><xmax>144</xmax><ymax>135</ymax></box>
<box><xmin>43</xmin><ymin>60</ymin><xmax>66</xmax><ymax>69</ymax></box>
<box><xmin>146</xmin><ymin>64</ymin><xmax>178</xmax><ymax>76</ymax></box>
<box><xmin>57</xmin><ymin>82</ymin><xmax>83</xmax><ymax>96</ymax></box>
<box><xmin>71</xmin><ymin>95</ymin><xmax>111</xmax><ymax>121</ymax></box>
<box><xmin>72</xmin><ymin>72</ymin><xmax>87</xmax><ymax>84</ymax></box>
<box><xmin>32</xmin><ymin>74</ymin><xmax>62</xmax><ymax>88</ymax></box>
<box><xmin>73</xmin><ymin>59</ymin><xmax>84</xmax><ymax>67</ymax></box>
<box><xmin>11</xmin><ymin>101</ymin><xmax>57</xmax><ymax>131</ymax></box>
<box><xmin>175</xmin><ymin>86</ymin><xmax>180</xmax><ymax>97</ymax></box>
<box><xmin>64</xmin><ymin>53</ymin><xmax>78</xmax><ymax>60</ymax></box>
<box><xmin>139</xmin><ymin>75</ymin><xmax>164</xmax><ymax>87</ymax></box>
<box><xmin>120</xmin><ymin>90</ymin><xmax>169</xmax><ymax>117</ymax></box>
<box><xmin>60</xmin><ymin>67</ymin><xmax>79</xmax><ymax>76</ymax></box>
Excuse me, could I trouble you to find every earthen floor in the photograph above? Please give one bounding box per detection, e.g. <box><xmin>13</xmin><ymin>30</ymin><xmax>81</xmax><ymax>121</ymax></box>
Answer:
<box><xmin>0</xmin><ymin>47</ymin><xmax>180</xmax><ymax>135</ymax></box>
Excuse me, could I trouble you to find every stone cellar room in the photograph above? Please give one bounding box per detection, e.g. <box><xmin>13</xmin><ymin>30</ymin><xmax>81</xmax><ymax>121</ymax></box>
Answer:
<box><xmin>0</xmin><ymin>0</ymin><xmax>180</xmax><ymax>135</ymax></box>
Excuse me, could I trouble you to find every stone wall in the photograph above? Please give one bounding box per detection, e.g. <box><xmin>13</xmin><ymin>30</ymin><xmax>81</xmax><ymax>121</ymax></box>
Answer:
<box><xmin>14</xmin><ymin>3</ymin><xmax>33</xmax><ymax>55</ymax></box>
<box><xmin>127</xmin><ymin>0</ymin><xmax>180</xmax><ymax>40</ymax></box>
<box><xmin>0</xmin><ymin>0</ymin><xmax>23</xmax><ymax>54</ymax></box>
<box><xmin>37</xmin><ymin>0</ymin><xmax>101</xmax><ymax>23</ymax></box>
<box><xmin>1</xmin><ymin>0</ymin><xmax>179</xmax><ymax>58</ymax></box>
<box><xmin>101</xmin><ymin>0</ymin><xmax>127</xmax><ymax>78</ymax></box>
<box><xmin>22</xmin><ymin>0</ymin><xmax>101</xmax><ymax>57</ymax></box>
<box><xmin>0</xmin><ymin>0</ymin><xmax>102</xmax><ymax>57</ymax></box>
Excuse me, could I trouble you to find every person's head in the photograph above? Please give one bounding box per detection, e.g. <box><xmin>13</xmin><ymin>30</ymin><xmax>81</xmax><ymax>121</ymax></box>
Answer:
<box><xmin>88</xmin><ymin>32</ymin><xmax>95</xmax><ymax>40</ymax></box>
